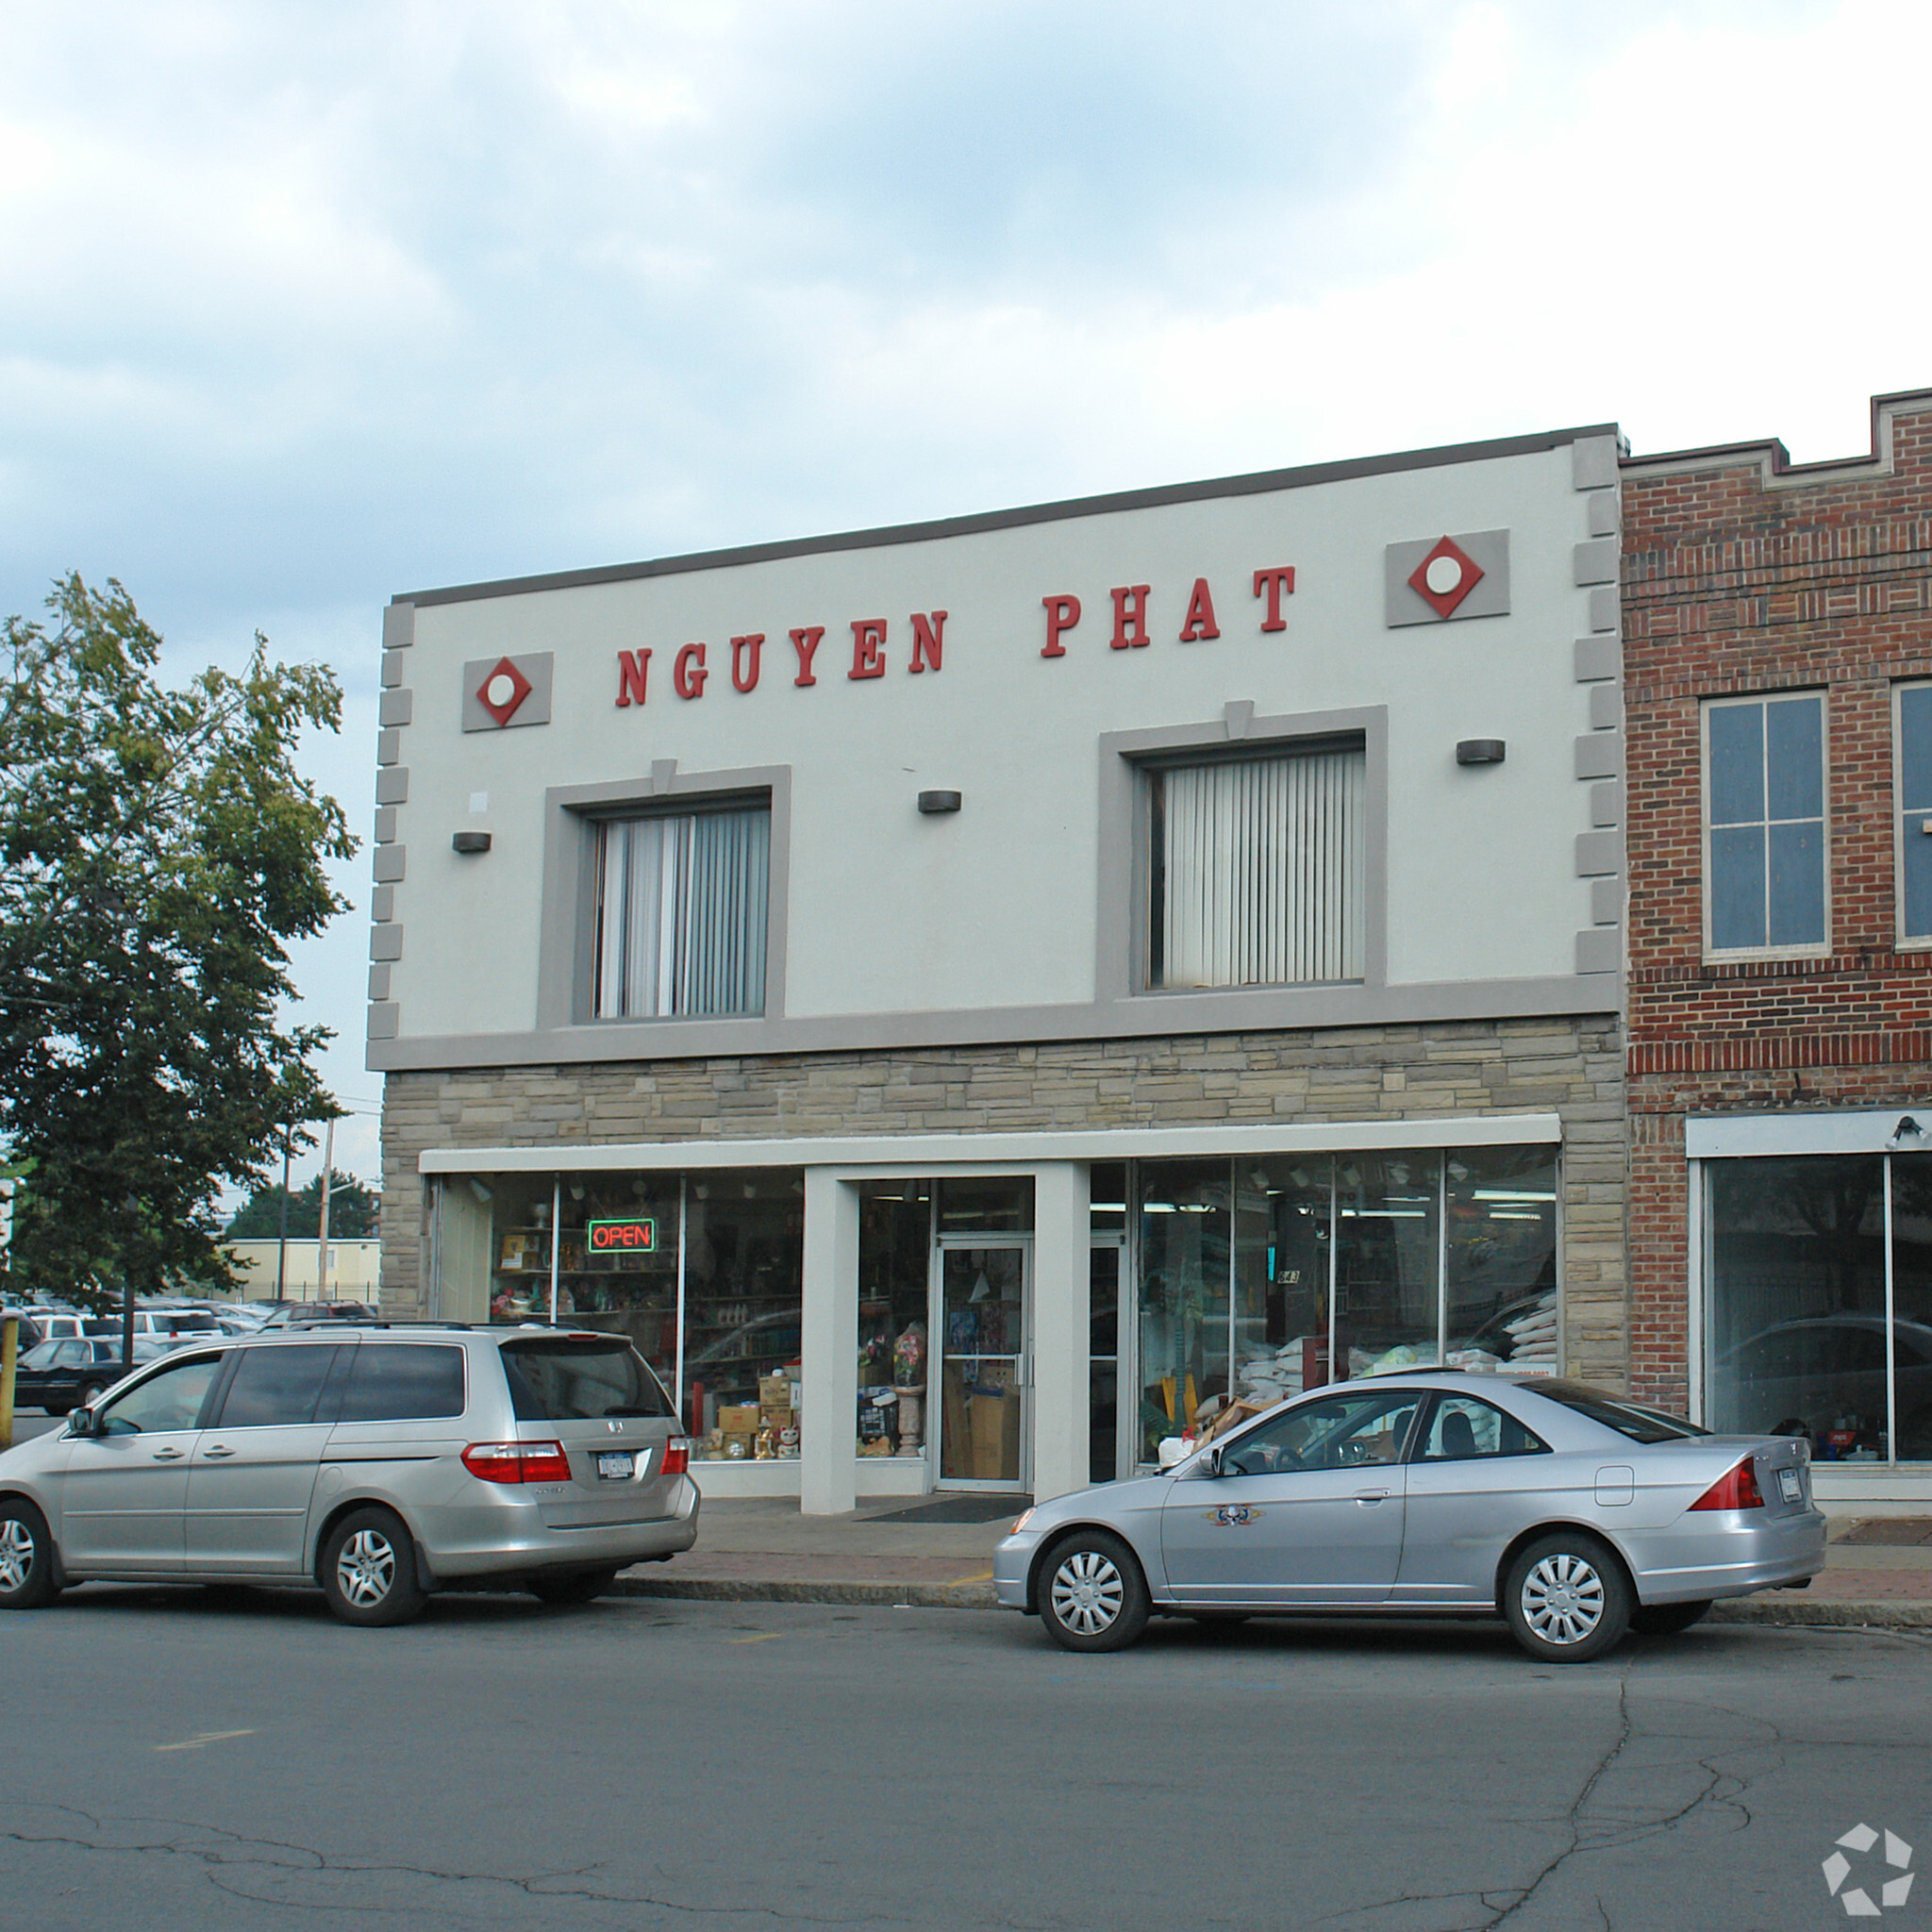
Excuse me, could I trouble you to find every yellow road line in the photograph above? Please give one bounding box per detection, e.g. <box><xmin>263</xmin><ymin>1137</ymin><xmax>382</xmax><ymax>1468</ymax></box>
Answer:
<box><xmin>729</xmin><ymin>1632</ymin><xmax>781</xmax><ymax>1644</ymax></box>
<box><xmin>155</xmin><ymin>1729</ymin><xmax>256</xmax><ymax>1753</ymax></box>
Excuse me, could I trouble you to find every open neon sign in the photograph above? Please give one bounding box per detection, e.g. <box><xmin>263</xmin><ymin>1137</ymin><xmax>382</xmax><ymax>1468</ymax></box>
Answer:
<box><xmin>587</xmin><ymin>1217</ymin><xmax>657</xmax><ymax>1253</ymax></box>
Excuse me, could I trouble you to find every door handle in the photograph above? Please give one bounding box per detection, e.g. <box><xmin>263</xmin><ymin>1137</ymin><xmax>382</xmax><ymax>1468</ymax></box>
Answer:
<box><xmin>151</xmin><ymin>1446</ymin><xmax>186</xmax><ymax>1461</ymax></box>
<box><xmin>201</xmin><ymin>1445</ymin><xmax>236</xmax><ymax>1459</ymax></box>
<box><xmin>1354</xmin><ymin>1488</ymin><xmax>1391</xmax><ymax>1503</ymax></box>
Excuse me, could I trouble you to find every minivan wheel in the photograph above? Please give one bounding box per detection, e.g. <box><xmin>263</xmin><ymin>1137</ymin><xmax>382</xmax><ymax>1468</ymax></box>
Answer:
<box><xmin>1503</xmin><ymin>1533</ymin><xmax>1631</xmax><ymax>1663</ymax></box>
<box><xmin>1039</xmin><ymin>1530</ymin><xmax>1150</xmax><ymax>1653</ymax></box>
<box><xmin>321</xmin><ymin>1507</ymin><xmax>427</xmax><ymax>1627</ymax></box>
<box><xmin>528</xmin><ymin>1566</ymin><xmax>621</xmax><ymax>1607</ymax></box>
<box><xmin>1631</xmin><ymin>1598</ymin><xmax>1713</xmax><ymax>1637</ymax></box>
<box><xmin>0</xmin><ymin>1502</ymin><xmax>62</xmax><ymax>1610</ymax></box>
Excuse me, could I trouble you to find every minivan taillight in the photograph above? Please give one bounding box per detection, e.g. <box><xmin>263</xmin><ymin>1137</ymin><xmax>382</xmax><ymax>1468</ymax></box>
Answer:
<box><xmin>661</xmin><ymin>1437</ymin><xmax>690</xmax><ymax>1476</ymax></box>
<box><xmin>1690</xmin><ymin>1457</ymin><xmax>1764</xmax><ymax>1511</ymax></box>
<box><xmin>462</xmin><ymin>1441</ymin><xmax>573</xmax><ymax>1484</ymax></box>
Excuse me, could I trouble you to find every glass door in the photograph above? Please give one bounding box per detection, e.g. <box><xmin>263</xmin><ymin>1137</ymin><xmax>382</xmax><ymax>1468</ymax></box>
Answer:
<box><xmin>1090</xmin><ymin>1238</ymin><xmax>1126</xmax><ymax>1483</ymax></box>
<box><xmin>937</xmin><ymin>1242</ymin><xmax>1030</xmax><ymax>1489</ymax></box>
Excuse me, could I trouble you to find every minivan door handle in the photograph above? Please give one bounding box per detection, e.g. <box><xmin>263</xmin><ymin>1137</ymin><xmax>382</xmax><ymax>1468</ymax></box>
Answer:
<box><xmin>200</xmin><ymin>1445</ymin><xmax>236</xmax><ymax>1458</ymax></box>
<box><xmin>151</xmin><ymin>1446</ymin><xmax>186</xmax><ymax>1461</ymax></box>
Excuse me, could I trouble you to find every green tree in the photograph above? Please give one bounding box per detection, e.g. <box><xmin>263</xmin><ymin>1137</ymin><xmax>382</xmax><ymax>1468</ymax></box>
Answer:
<box><xmin>0</xmin><ymin>574</ymin><xmax>356</xmax><ymax>1308</ymax></box>
<box><xmin>226</xmin><ymin>1170</ymin><xmax>378</xmax><ymax>1241</ymax></box>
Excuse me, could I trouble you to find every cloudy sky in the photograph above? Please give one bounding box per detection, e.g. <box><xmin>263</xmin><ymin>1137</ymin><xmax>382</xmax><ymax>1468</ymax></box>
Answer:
<box><xmin>3</xmin><ymin>0</ymin><xmax>1925</xmax><ymax>1192</ymax></box>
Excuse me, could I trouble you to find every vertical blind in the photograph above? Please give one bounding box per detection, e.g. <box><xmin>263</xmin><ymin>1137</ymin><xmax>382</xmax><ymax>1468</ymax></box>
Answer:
<box><xmin>1150</xmin><ymin>747</ymin><xmax>1364</xmax><ymax>989</ymax></box>
<box><xmin>594</xmin><ymin>807</ymin><xmax>770</xmax><ymax>1018</ymax></box>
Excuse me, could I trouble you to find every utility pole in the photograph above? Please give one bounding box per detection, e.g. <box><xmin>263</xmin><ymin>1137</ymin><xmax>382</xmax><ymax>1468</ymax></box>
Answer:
<box><xmin>316</xmin><ymin>1117</ymin><xmax>336</xmax><ymax>1300</ymax></box>
<box><xmin>275</xmin><ymin>1126</ymin><xmax>293</xmax><ymax>1302</ymax></box>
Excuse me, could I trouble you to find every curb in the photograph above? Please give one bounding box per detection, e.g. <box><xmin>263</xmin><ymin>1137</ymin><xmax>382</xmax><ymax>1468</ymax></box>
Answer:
<box><xmin>614</xmin><ymin>1575</ymin><xmax>1932</xmax><ymax>1629</ymax></box>
<box><xmin>613</xmin><ymin>1576</ymin><xmax>1001</xmax><ymax>1609</ymax></box>
<box><xmin>1708</xmin><ymin>1598</ymin><xmax>1932</xmax><ymax>1631</ymax></box>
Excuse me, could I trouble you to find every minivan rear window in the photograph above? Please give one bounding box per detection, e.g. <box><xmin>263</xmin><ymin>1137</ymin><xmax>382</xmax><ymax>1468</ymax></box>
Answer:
<box><xmin>501</xmin><ymin>1338</ymin><xmax>674</xmax><ymax>1422</ymax></box>
<box><xmin>339</xmin><ymin>1343</ymin><xmax>465</xmax><ymax>1422</ymax></box>
<box><xmin>1533</xmin><ymin>1380</ymin><xmax>1709</xmax><ymax>1444</ymax></box>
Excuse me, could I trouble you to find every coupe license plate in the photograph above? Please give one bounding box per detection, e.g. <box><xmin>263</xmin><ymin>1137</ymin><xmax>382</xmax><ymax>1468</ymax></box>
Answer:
<box><xmin>595</xmin><ymin>1451</ymin><xmax>636</xmax><ymax>1481</ymax></box>
<box><xmin>1777</xmin><ymin>1466</ymin><xmax>1802</xmax><ymax>1503</ymax></box>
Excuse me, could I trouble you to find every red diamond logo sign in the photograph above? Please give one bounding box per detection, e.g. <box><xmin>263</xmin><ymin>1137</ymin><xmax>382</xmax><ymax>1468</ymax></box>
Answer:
<box><xmin>1407</xmin><ymin>535</ymin><xmax>1485</xmax><ymax>620</ymax></box>
<box><xmin>475</xmin><ymin>656</ymin><xmax>533</xmax><ymax>727</ymax></box>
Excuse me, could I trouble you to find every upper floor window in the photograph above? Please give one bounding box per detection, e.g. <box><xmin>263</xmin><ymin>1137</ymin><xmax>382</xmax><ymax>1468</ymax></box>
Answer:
<box><xmin>1146</xmin><ymin>741</ymin><xmax>1364</xmax><ymax>991</ymax></box>
<box><xmin>593</xmin><ymin>802</ymin><xmax>770</xmax><ymax>1018</ymax></box>
<box><xmin>1703</xmin><ymin>693</ymin><xmax>1825</xmax><ymax>955</ymax></box>
<box><xmin>1895</xmin><ymin>684</ymin><xmax>1932</xmax><ymax>943</ymax></box>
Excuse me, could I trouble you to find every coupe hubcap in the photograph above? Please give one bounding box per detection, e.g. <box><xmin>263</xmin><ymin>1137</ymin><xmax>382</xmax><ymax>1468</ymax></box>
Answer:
<box><xmin>1050</xmin><ymin>1549</ymin><xmax>1124</xmax><ymax>1636</ymax></box>
<box><xmin>337</xmin><ymin>1529</ymin><xmax>396</xmax><ymax>1608</ymax></box>
<box><xmin>0</xmin><ymin>1520</ymin><xmax>34</xmax><ymax>1593</ymax></box>
<box><xmin>1522</xmin><ymin>1552</ymin><xmax>1606</xmax><ymax>1645</ymax></box>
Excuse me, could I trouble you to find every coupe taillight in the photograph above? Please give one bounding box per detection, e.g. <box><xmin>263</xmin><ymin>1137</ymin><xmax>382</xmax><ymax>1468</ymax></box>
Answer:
<box><xmin>462</xmin><ymin>1441</ymin><xmax>573</xmax><ymax>1484</ymax></box>
<box><xmin>661</xmin><ymin>1437</ymin><xmax>690</xmax><ymax>1476</ymax></box>
<box><xmin>1689</xmin><ymin>1457</ymin><xmax>1765</xmax><ymax>1511</ymax></box>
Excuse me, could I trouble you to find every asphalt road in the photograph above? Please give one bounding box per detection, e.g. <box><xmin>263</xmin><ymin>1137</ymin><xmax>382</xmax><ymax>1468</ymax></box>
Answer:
<box><xmin>3</xmin><ymin>1590</ymin><xmax>1927</xmax><ymax>1932</ymax></box>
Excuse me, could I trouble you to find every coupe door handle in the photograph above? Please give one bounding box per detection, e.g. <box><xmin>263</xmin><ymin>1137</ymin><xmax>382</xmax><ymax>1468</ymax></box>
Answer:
<box><xmin>151</xmin><ymin>1446</ymin><xmax>186</xmax><ymax>1461</ymax></box>
<box><xmin>201</xmin><ymin>1445</ymin><xmax>236</xmax><ymax>1459</ymax></box>
<box><xmin>1354</xmin><ymin>1488</ymin><xmax>1391</xmax><ymax>1503</ymax></box>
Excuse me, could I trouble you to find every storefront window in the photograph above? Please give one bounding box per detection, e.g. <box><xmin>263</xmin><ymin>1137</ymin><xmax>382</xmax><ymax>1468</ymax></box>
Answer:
<box><xmin>858</xmin><ymin>1182</ymin><xmax>931</xmax><ymax>1459</ymax></box>
<box><xmin>1707</xmin><ymin>1155</ymin><xmax>1886</xmax><ymax>1456</ymax></box>
<box><xmin>1445</xmin><ymin>1147</ymin><xmax>1559</xmax><ymax>1371</ymax></box>
<box><xmin>1336</xmin><ymin>1155</ymin><xmax>1440</xmax><ymax>1376</ymax></box>
<box><xmin>1137</xmin><ymin>1159</ymin><xmax>1231</xmax><ymax>1459</ymax></box>
<box><xmin>938</xmin><ymin>1176</ymin><xmax>1033</xmax><ymax>1232</ymax></box>
<box><xmin>547</xmin><ymin>1175</ymin><xmax>682</xmax><ymax>1399</ymax></box>
<box><xmin>1893</xmin><ymin>1155</ymin><xmax>1932</xmax><ymax>1462</ymax></box>
<box><xmin>683</xmin><ymin>1170</ymin><xmax>803</xmax><ymax>1462</ymax></box>
<box><xmin>1234</xmin><ymin>1157</ymin><xmax>1333</xmax><ymax>1406</ymax></box>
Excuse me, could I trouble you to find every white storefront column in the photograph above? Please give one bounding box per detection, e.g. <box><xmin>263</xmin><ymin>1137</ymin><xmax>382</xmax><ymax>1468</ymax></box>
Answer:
<box><xmin>800</xmin><ymin>1169</ymin><xmax>859</xmax><ymax>1516</ymax></box>
<box><xmin>1030</xmin><ymin>1161</ymin><xmax>1090</xmax><ymax>1504</ymax></box>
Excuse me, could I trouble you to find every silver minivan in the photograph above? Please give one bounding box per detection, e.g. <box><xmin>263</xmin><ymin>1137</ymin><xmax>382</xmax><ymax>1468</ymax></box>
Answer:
<box><xmin>0</xmin><ymin>1324</ymin><xmax>699</xmax><ymax>1624</ymax></box>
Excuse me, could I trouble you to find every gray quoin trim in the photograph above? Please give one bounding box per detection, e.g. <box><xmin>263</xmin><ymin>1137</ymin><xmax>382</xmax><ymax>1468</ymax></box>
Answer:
<box><xmin>1570</xmin><ymin>448</ymin><xmax>1624</xmax><ymax>981</ymax></box>
<box><xmin>391</xmin><ymin>425</ymin><xmax>1620</xmax><ymax>611</ymax></box>
<box><xmin>365</xmin><ymin>974</ymin><xmax>1615</xmax><ymax>1073</ymax></box>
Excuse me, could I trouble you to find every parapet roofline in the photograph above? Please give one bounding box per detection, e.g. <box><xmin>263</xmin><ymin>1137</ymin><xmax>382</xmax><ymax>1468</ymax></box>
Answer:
<box><xmin>395</xmin><ymin>422</ymin><xmax>1621</xmax><ymax>611</ymax></box>
<box><xmin>1622</xmin><ymin>385</ymin><xmax>1932</xmax><ymax>485</ymax></box>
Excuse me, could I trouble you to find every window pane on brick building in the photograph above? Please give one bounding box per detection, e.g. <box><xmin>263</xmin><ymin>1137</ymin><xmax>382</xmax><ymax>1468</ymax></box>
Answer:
<box><xmin>1897</xmin><ymin>685</ymin><xmax>1932</xmax><ymax>941</ymax></box>
<box><xmin>1705</xmin><ymin>695</ymin><xmax>1824</xmax><ymax>952</ymax></box>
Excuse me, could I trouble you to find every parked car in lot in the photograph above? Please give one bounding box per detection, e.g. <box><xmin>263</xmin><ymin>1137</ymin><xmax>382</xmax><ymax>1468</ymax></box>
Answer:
<box><xmin>995</xmin><ymin>1373</ymin><xmax>1826</xmax><ymax>1663</ymax></box>
<box><xmin>0</xmin><ymin>1324</ymin><xmax>698</xmax><ymax>1624</ymax></box>
<box><xmin>257</xmin><ymin>1300</ymin><xmax>378</xmax><ymax>1328</ymax></box>
<box><xmin>9</xmin><ymin>1338</ymin><xmax>173</xmax><ymax>1414</ymax></box>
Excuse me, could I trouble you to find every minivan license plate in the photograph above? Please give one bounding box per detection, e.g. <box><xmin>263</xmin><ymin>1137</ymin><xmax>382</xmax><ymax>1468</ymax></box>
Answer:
<box><xmin>1777</xmin><ymin>1466</ymin><xmax>1801</xmax><ymax>1503</ymax></box>
<box><xmin>596</xmin><ymin>1452</ymin><xmax>636</xmax><ymax>1481</ymax></box>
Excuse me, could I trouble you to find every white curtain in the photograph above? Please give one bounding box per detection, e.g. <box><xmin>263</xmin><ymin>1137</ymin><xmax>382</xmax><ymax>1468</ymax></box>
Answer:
<box><xmin>595</xmin><ymin>808</ymin><xmax>770</xmax><ymax>1017</ymax></box>
<box><xmin>1154</xmin><ymin>749</ymin><xmax>1363</xmax><ymax>989</ymax></box>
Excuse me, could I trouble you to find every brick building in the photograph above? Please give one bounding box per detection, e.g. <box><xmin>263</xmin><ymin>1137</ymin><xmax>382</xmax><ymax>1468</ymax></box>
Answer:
<box><xmin>1622</xmin><ymin>390</ymin><xmax>1932</xmax><ymax>1508</ymax></box>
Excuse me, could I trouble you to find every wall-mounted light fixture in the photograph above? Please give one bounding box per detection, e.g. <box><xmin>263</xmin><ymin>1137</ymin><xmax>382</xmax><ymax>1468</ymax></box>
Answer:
<box><xmin>918</xmin><ymin>790</ymin><xmax>962</xmax><ymax>814</ymax></box>
<box><xmin>452</xmin><ymin>830</ymin><xmax>492</xmax><ymax>854</ymax></box>
<box><xmin>1890</xmin><ymin>1116</ymin><xmax>1924</xmax><ymax>1147</ymax></box>
<box><xmin>1455</xmin><ymin>740</ymin><xmax>1507</xmax><ymax>766</ymax></box>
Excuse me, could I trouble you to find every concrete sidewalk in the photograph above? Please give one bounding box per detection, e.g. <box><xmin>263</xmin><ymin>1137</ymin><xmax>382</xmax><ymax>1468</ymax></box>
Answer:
<box><xmin>614</xmin><ymin>1498</ymin><xmax>1932</xmax><ymax>1627</ymax></box>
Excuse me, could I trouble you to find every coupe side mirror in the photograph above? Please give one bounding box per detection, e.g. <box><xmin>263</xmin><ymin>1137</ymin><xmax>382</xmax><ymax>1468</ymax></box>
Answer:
<box><xmin>66</xmin><ymin>1406</ymin><xmax>99</xmax><ymax>1438</ymax></box>
<box><xmin>1204</xmin><ymin>1444</ymin><xmax>1225</xmax><ymax>1478</ymax></box>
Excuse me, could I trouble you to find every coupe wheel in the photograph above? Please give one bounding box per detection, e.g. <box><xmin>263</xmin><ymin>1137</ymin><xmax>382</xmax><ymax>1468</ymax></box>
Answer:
<box><xmin>0</xmin><ymin>1503</ymin><xmax>62</xmax><ymax>1610</ymax></box>
<box><xmin>1631</xmin><ymin>1599</ymin><xmax>1713</xmax><ymax>1637</ymax></box>
<box><xmin>321</xmin><ymin>1507</ymin><xmax>427</xmax><ymax>1627</ymax></box>
<box><xmin>1504</xmin><ymin>1533</ymin><xmax>1631</xmax><ymax>1663</ymax></box>
<box><xmin>528</xmin><ymin>1567</ymin><xmax>620</xmax><ymax>1607</ymax></box>
<box><xmin>1039</xmin><ymin>1530</ymin><xmax>1150</xmax><ymax>1653</ymax></box>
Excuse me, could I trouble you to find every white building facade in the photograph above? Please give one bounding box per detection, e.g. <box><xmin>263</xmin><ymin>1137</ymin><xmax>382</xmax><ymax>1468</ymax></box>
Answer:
<box><xmin>372</xmin><ymin>427</ymin><xmax>1630</xmax><ymax>1509</ymax></box>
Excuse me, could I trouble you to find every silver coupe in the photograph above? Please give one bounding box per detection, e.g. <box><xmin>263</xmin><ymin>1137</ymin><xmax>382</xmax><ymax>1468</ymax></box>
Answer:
<box><xmin>994</xmin><ymin>1374</ymin><xmax>1825</xmax><ymax>1662</ymax></box>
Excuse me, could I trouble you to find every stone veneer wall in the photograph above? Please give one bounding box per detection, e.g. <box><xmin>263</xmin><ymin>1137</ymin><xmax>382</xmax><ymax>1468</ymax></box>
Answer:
<box><xmin>378</xmin><ymin>1015</ymin><xmax>1628</xmax><ymax>1386</ymax></box>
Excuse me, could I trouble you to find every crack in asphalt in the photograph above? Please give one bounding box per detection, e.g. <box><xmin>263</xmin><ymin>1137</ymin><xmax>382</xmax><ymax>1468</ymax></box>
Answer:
<box><xmin>1312</xmin><ymin>1662</ymin><xmax>1793</xmax><ymax>1932</ymax></box>
<box><xmin>1</xmin><ymin>1799</ymin><xmax>913</xmax><ymax>1927</ymax></box>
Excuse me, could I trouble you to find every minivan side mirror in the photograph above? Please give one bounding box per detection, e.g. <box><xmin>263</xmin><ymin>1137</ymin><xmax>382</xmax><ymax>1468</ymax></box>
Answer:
<box><xmin>67</xmin><ymin>1406</ymin><xmax>102</xmax><ymax>1438</ymax></box>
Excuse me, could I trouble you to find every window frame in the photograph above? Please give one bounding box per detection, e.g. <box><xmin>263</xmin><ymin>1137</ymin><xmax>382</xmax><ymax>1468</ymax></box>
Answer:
<box><xmin>1097</xmin><ymin>706</ymin><xmax>1390</xmax><ymax>1007</ymax></box>
<box><xmin>1700</xmin><ymin>690</ymin><xmax>1830</xmax><ymax>962</ymax></box>
<box><xmin>1892</xmin><ymin>680</ymin><xmax>1932</xmax><ymax>950</ymax></box>
<box><xmin>534</xmin><ymin>766</ymin><xmax>792</xmax><ymax>1033</ymax></box>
